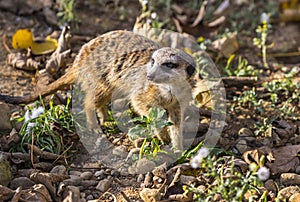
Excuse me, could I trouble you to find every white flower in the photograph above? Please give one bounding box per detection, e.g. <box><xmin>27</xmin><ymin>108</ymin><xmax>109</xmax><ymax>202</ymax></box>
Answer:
<box><xmin>260</xmin><ymin>12</ymin><xmax>269</xmax><ymax>23</ymax></box>
<box><xmin>190</xmin><ymin>147</ymin><xmax>210</xmax><ymax>169</ymax></box>
<box><xmin>24</xmin><ymin>106</ymin><xmax>44</xmax><ymax>134</ymax></box>
<box><xmin>141</xmin><ymin>0</ymin><xmax>148</xmax><ymax>6</ymax></box>
<box><xmin>151</xmin><ymin>12</ymin><xmax>157</xmax><ymax>19</ymax></box>
<box><xmin>197</xmin><ymin>147</ymin><xmax>210</xmax><ymax>159</ymax></box>
<box><xmin>24</xmin><ymin>110</ymin><xmax>30</xmax><ymax>122</ymax></box>
<box><xmin>257</xmin><ymin>166</ymin><xmax>270</xmax><ymax>181</ymax></box>
<box><xmin>190</xmin><ymin>155</ymin><xmax>201</xmax><ymax>169</ymax></box>
<box><xmin>31</xmin><ymin>106</ymin><xmax>44</xmax><ymax>119</ymax></box>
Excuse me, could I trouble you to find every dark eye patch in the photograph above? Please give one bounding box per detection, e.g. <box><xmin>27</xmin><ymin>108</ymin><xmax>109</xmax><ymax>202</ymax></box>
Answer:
<box><xmin>186</xmin><ymin>65</ymin><xmax>195</xmax><ymax>77</ymax></box>
<box><xmin>163</xmin><ymin>62</ymin><xmax>178</xmax><ymax>69</ymax></box>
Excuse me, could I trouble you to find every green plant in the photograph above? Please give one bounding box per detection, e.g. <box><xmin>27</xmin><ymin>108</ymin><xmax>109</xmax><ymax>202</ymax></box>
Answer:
<box><xmin>232</xmin><ymin>88</ymin><xmax>264</xmax><ymax>114</ymax></box>
<box><xmin>253</xmin><ymin>21</ymin><xmax>273</xmax><ymax>69</ymax></box>
<box><xmin>127</xmin><ymin>107</ymin><xmax>172</xmax><ymax>160</ymax></box>
<box><xmin>11</xmin><ymin>97</ymin><xmax>78</xmax><ymax>154</ymax></box>
<box><xmin>224</xmin><ymin>55</ymin><xmax>259</xmax><ymax>77</ymax></box>
<box><xmin>56</xmin><ymin>0</ymin><xmax>79</xmax><ymax>26</ymax></box>
<box><xmin>138</xmin><ymin>0</ymin><xmax>172</xmax><ymax>29</ymax></box>
<box><xmin>254</xmin><ymin>117</ymin><xmax>274</xmax><ymax>137</ymax></box>
<box><xmin>262</xmin><ymin>67</ymin><xmax>299</xmax><ymax>118</ymax></box>
<box><xmin>184</xmin><ymin>152</ymin><xmax>268</xmax><ymax>201</ymax></box>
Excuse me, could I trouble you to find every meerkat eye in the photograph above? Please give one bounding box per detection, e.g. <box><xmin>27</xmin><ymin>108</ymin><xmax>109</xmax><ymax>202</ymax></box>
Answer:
<box><xmin>163</xmin><ymin>62</ymin><xmax>178</xmax><ymax>69</ymax></box>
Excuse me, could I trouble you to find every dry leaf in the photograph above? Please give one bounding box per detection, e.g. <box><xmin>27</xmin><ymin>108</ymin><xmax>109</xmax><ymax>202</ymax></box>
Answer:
<box><xmin>244</xmin><ymin>145</ymin><xmax>300</xmax><ymax>175</ymax></box>
<box><xmin>12</xmin><ymin>29</ymin><xmax>57</xmax><ymax>55</ymax></box>
<box><xmin>212</xmin><ymin>33</ymin><xmax>239</xmax><ymax>58</ymax></box>
<box><xmin>267</xmin><ymin>145</ymin><xmax>300</xmax><ymax>175</ymax></box>
<box><xmin>243</xmin><ymin>146</ymin><xmax>274</xmax><ymax>165</ymax></box>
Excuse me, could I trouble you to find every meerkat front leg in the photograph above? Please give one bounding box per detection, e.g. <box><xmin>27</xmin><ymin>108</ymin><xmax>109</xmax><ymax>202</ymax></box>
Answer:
<box><xmin>167</xmin><ymin>105</ymin><xmax>184</xmax><ymax>151</ymax></box>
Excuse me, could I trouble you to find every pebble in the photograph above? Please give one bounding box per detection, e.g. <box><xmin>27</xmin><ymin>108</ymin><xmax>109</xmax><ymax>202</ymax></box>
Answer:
<box><xmin>180</xmin><ymin>175</ymin><xmax>196</xmax><ymax>185</ymax></box>
<box><xmin>18</xmin><ymin>169</ymin><xmax>35</xmax><ymax>177</ymax></box>
<box><xmin>50</xmin><ymin>165</ymin><xmax>67</xmax><ymax>174</ymax></box>
<box><xmin>63</xmin><ymin>175</ymin><xmax>82</xmax><ymax>186</ymax></box>
<box><xmin>94</xmin><ymin>170</ymin><xmax>105</xmax><ymax>179</ymax></box>
<box><xmin>80</xmin><ymin>171</ymin><xmax>93</xmax><ymax>180</ymax></box>
<box><xmin>96</xmin><ymin>178</ymin><xmax>112</xmax><ymax>192</ymax></box>
<box><xmin>10</xmin><ymin>177</ymin><xmax>35</xmax><ymax>189</ymax></box>
<box><xmin>137</xmin><ymin>174</ymin><xmax>144</xmax><ymax>183</ymax></box>
<box><xmin>63</xmin><ymin>186</ymin><xmax>81</xmax><ymax>201</ymax></box>
<box><xmin>264</xmin><ymin>179</ymin><xmax>277</xmax><ymax>193</ymax></box>
<box><xmin>86</xmin><ymin>195</ymin><xmax>94</xmax><ymax>200</ymax></box>
<box><xmin>119</xmin><ymin>168</ymin><xmax>129</xmax><ymax>176</ymax></box>
<box><xmin>134</xmin><ymin>158</ymin><xmax>156</xmax><ymax>174</ymax></box>
<box><xmin>112</xmin><ymin>145</ymin><xmax>128</xmax><ymax>158</ymax></box>
<box><xmin>280</xmin><ymin>173</ymin><xmax>300</xmax><ymax>185</ymax></box>
<box><xmin>295</xmin><ymin>166</ymin><xmax>300</xmax><ymax>174</ymax></box>
<box><xmin>278</xmin><ymin>186</ymin><xmax>300</xmax><ymax>200</ymax></box>
<box><xmin>0</xmin><ymin>154</ymin><xmax>12</xmax><ymax>186</ymax></box>
<box><xmin>235</xmin><ymin>139</ymin><xmax>249</xmax><ymax>154</ymax></box>
<box><xmin>69</xmin><ymin>170</ymin><xmax>82</xmax><ymax>176</ymax></box>
<box><xmin>110</xmin><ymin>170</ymin><xmax>120</xmax><ymax>177</ymax></box>
<box><xmin>238</xmin><ymin>128</ymin><xmax>254</xmax><ymax>137</ymax></box>
<box><xmin>0</xmin><ymin>102</ymin><xmax>12</xmax><ymax>134</ymax></box>
<box><xmin>80</xmin><ymin>180</ymin><xmax>98</xmax><ymax>187</ymax></box>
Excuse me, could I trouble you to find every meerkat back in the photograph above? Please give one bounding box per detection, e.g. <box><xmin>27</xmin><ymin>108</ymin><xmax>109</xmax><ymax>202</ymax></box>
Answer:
<box><xmin>74</xmin><ymin>30</ymin><xmax>160</xmax><ymax>95</ymax></box>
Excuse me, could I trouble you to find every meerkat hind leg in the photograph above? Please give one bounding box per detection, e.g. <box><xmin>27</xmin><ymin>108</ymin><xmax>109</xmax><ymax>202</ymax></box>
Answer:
<box><xmin>84</xmin><ymin>93</ymin><xmax>102</xmax><ymax>134</ymax></box>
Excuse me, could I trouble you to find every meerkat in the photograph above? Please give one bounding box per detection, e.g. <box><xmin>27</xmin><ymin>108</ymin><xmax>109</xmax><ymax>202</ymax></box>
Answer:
<box><xmin>0</xmin><ymin>30</ymin><xmax>197</xmax><ymax>151</ymax></box>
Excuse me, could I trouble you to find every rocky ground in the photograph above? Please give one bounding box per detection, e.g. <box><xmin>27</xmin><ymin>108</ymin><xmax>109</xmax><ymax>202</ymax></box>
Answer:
<box><xmin>0</xmin><ymin>0</ymin><xmax>300</xmax><ymax>201</ymax></box>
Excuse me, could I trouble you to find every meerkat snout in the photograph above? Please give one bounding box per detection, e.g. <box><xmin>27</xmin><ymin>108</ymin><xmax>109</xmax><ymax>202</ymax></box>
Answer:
<box><xmin>146</xmin><ymin>47</ymin><xmax>196</xmax><ymax>84</ymax></box>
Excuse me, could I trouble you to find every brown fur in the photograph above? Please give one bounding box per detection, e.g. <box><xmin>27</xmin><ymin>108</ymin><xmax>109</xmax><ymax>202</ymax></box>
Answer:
<box><xmin>0</xmin><ymin>30</ymin><xmax>197</xmax><ymax>150</ymax></box>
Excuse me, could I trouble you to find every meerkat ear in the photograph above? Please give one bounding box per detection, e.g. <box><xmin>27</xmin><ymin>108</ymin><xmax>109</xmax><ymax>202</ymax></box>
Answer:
<box><xmin>186</xmin><ymin>65</ymin><xmax>195</xmax><ymax>77</ymax></box>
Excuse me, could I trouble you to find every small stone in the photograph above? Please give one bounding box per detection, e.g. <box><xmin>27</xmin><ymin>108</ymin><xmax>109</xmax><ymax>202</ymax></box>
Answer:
<box><xmin>80</xmin><ymin>180</ymin><xmax>98</xmax><ymax>187</ymax></box>
<box><xmin>86</xmin><ymin>195</ymin><xmax>94</xmax><ymax>200</ymax></box>
<box><xmin>96</xmin><ymin>179</ymin><xmax>111</xmax><ymax>192</ymax></box>
<box><xmin>180</xmin><ymin>175</ymin><xmax>196</xmax><ymax>185</ymax></box>
<box><xmin>295</xmin><ymin>166</ymin><xmax>300</xmax><ymax>174</ymax></box>
<box><xmin>281</xmin><ymin>173</ymin><xmax>300</xmax><ymax>185</ymax></box>
<box><xmin>0</xmin><ymin>102</ymin><xmax>12</xmax><ymax>134</ymax></box>
<box><xmin>69</xmin><ymin>170</ymin><xmax>82</xmax><ymax>176</ymax></box>
<box><xmin>278</xmin><ymin>186</ymin><xmax>300</xmax><ymax>200</ymax></box>
<box><xmin>112</xmin><ymin>145</ymin><xmax>128</xmax><ymax>158</ymax></box>
<box><xmin>152</xmin><ymin>163</ymin><xmax>167</xmax><ymax>179</ymax></box>
<box><xmin>80</xmin><ymin>171</ymin><xmax>93</xmax><ymax>180</ymax></box>
<box><xmin>18</xmin><ymin>169</ymin><xmax>35</xmax><ymax>177</ymax></box>
<box><xmin>238</xmin><ymin>128</ymin><xmax>254</xmax><ymax>137</ymax></box>
<box><xmin>264</xmin><ymin>179</ymin><xmax>277</xmax><ymax>193</ymax></box>
<box><xmin>137</xmin><ymin>174</ymin><xmax>144</xmax><ymax>183</ymax></box>
<box><xmin>94</xmin><ymin>170</ymin><xmax>105</xmax><ymax>179</ymax></box>
<box><xmin>63</xmin><ymin>186</ymin><xmax>81</xmax><ymax>202</ymax></box>
<box><xmin>235</xmin><ymin>139</ymin><xmax>249</xmax><ymax>154</ymax></box>
<box><xmin>9</xmin><ymin>177</ymin><xmax>35</xmax><ymax>189</ymax></box>
<box><xmin>110</xmin><ymin>170</ymin><xmax>120</xmax><ymax>177</ymax></box>
<box><xmin>119</xmin><ymin>168</ymin><xmax>129</xmax><ymax>176</ymax></box>
<box><xmin>63</xmin><ymin>175</ymin><xmax>82</xmax><ymax>186</ymax></box>
<box><xmin>0</xmin><ymin>154</ymin><xmax>12</xmax><ymax>186</ymax></box>
<box><xmin>50</xmin><ymin>165</ymin><xmax>67</xmax><ymax>174</ymax></box>
<box><xmin>135</xmin><ymin>158</ymin><xmax>156</xmax><ymax>174</ymax></box>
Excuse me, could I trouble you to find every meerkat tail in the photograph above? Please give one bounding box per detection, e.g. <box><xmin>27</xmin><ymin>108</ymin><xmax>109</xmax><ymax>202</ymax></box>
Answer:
<box><xmin>0</xmin><ymin>69</ymin><xmax>76</xmax><ymax>104</ymax></box>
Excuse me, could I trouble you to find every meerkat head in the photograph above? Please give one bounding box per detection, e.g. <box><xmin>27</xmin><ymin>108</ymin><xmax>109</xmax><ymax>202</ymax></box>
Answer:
<box><xmin>146</xmin><ymin>47</ymin><xmax>196</xmax><ymax>84</ymax></box>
